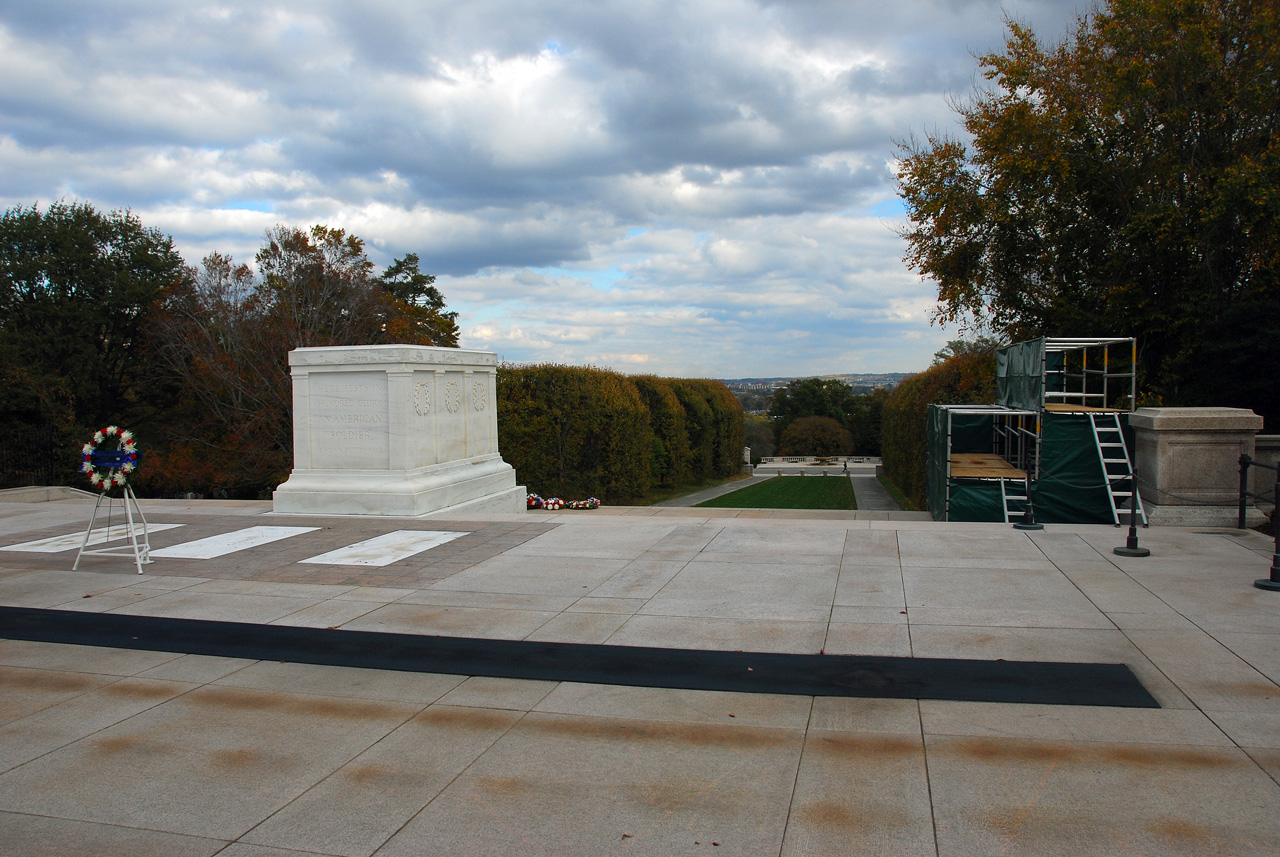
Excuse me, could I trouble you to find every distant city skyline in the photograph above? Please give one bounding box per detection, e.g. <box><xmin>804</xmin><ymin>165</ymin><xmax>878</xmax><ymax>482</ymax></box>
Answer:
<box><xmin>0</xmin><ymin>1</ymin><xmax>1090</xmax><ymax>376</ymax></box>
<box><xmin>720</xmin><ymin>373</ymin><xmax>911</xmax><ymax>388</ymax></box>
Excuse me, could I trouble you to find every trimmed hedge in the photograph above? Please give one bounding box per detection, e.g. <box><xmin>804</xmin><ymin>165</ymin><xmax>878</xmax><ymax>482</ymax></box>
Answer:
<box><xmin>702</xmin><ymin>379</ymin><xmax>747</xmax><ymax>478</ymax></box>
<box><xmin>667</xmin><ymin>378</ymin><xmax>746</xmax><ymax>480</ymax></box>
<box><xmin>631</xmin><ymin>375</ymin><xmax>690</xmax><ymax>488</ymax></box>
<box><xmin>669</xmin><ymin>379</ymin><xmax>716</xmax><ymax>481</ymax></box>
<box><xmin>496</xmin><ymin>365</ymin><xmax>652</xmax><ymax>503</ymax></box>
<box><xmin>880</xmin><ymin>351</ymin><xmax>997</xmax><ymax>509</ymax></box>
<box><xmin>496</xmin><ymin>365</ymin><xmax>744</xmax><ymax>503</ymax></box>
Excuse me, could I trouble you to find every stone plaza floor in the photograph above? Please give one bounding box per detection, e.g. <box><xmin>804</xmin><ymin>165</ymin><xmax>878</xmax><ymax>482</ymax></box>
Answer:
<box><xmin>1</xmin><ymin>494</ymin><xmax>1279</xmax><ymax>855</ymax></box>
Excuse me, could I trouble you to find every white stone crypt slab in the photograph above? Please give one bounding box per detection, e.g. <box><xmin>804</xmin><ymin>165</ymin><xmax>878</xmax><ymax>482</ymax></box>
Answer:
<box><xmin>3</xmin><ymin>523</ymin><xmax>186</xmax><ymax>553</ymax></box>
<box><xmin>301</xmin><ymin>530</ymin><xmax>467</xmax><ymax>566</ymax></box>
<box><xmin>272</xmin><ymin>345</ymin><xmax>526</xmax><ymax>517</ymax></box>
<box><xmin>150</xmin><ymin>526</ymin><xmax>320</xmax><ymax>559</ymax></box>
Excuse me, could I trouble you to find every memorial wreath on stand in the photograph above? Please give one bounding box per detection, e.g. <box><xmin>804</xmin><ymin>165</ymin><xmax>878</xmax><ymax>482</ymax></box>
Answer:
<box><xmin>73</xmin><ymin>426</ymin><xmax>151</xmax><ymax>574</ymax></box>
<box><xmin>80</xmin><ymin>426</ymin><xmax>139</xmax><ymax>490</ymax></box>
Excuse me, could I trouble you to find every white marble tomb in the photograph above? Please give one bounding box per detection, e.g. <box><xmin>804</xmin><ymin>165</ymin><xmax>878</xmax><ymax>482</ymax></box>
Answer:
<box><xmin>272</xmin><ymin>345</ymin><xmax>526</xmax><ymax>516</ymax></box>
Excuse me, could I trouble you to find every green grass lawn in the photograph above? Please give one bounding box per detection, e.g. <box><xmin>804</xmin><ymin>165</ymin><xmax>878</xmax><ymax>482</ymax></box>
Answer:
<box><xmin>696</xmin><ymin>475</ymin><xmax>857</xmax><ymax>510</ymax></box>
<box><xmin>634</xmin><ymin>473</ymin><xmax>752</xmax><ymax>506</ymax></box>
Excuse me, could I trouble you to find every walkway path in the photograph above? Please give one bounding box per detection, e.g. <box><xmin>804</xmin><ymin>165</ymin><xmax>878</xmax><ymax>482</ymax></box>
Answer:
<box><xmin>849</xmin><ymin>473</ymin><xmax>900</xmax><ymax>511</ymax></box>
<box><xmin>0</xmin><ymin>496</ymin><xmax>1277</xmax><ymax>855</ymax></box>
<box><xmin>656</xmin><ymin>467</ymin><xmax>906</xmax><ymax>515</ymax></box>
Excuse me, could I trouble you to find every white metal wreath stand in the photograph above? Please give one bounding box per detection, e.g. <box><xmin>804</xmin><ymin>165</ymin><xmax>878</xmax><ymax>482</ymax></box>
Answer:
<box><xmin>72</xmin><ymin>483</ymin><xmax>152</xmax><ymax>574</ymax></box>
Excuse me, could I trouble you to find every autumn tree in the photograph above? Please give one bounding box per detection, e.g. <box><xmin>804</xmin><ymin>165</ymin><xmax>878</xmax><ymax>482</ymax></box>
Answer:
<box><xmin>769</xmin><ymin>379</ymin><xmax>850</xmax><ymax>434</ymax></box>
<box><xmin>150</xmin><ymin>226</ymin><xmax>459</xmax><ymax>495</ymax></box>
<box><xmin>0</xmin><ymin>202</ymin><xmax>188</xmax><ymax>486</ymax></box>
<box><xmin>768</xmin><ymin>378</ymin><xmax>885</xmax><ymax>455</ymax></box>
<box><xmin>0</xmin><ymin>202</ymin><xmax>188</xmax><ymax>428</ymax></box>
<box><xmin>743</xmin><ymin>414</ymin><xmax>775</xmax><ymax>464</ymax></box>
<box><xmin>881</xmin><ymin>350</ymin><xmax>999</xmax><ymax>509</ymax></box>
<box><xmin>779</xmin><ymin>416</ymin><xmax>853</xmax><ymax>457</ymax></box>
<box><xmin>932</xmin><ymin>336</ymin><xmax>1002</xmax><ymax>366</ymax></box>
<box><xmin>379</xmin><ymin>253</ymin><xmax>460</xmax><ymax>347</ymax></box>
<box><xmin>852</xmin><ymin>386</ymin><xmax>890</xmax><ymax>456</ymax></box>
<box><xmin>896</xmin><ymin>0</ymin><xmax>1280</xmax><ymax>425</ymax></box>
<box><xmin>146</xmin><ymin>252</ymin><xmax>287</xmax><ymax>493</ymax></box>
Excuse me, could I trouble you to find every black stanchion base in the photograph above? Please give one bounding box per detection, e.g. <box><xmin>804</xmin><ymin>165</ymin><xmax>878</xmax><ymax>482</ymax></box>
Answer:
<box><xmin>1013</xmin><ymin>522</ymin><xmax>1044</xmax><ymax>531</ymax></box>
<box><xmin>1254</xmin><ymin>577</ymin><xmax>1280</xmax><ymax>591</ymax></box>
<box><xmin>1114</xmin><ymin>546</ymin><xmax>1151</xmax><ymax>557</ymax></box>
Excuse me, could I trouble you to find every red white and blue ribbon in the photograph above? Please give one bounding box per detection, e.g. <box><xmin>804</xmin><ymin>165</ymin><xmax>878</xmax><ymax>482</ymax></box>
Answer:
<box><xmin>81</xmin><ymin>426</ymin><xmax>139</xmax><ymax>491</ymax></box>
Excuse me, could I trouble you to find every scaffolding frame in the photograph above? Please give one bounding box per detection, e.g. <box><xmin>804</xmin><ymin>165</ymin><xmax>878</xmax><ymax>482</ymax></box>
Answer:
<box><xmin>1041</xmin><ymin>337</ymin><xmax>1138</xmax><ymax>413</ymax></box>
<box><xmin>933</xmin><ymin>405</ymin><xmax>1038</xmax><ymax>522</ymax></box>
<box><xmin>993</xmin><ymin>410</ymin><xmax>1041</xmax><ymax>478</ymax></box>
<box><xmin>931</xmin><ymin>336</ymin><xmax>1144</xmax><ymax>524</ymax></box>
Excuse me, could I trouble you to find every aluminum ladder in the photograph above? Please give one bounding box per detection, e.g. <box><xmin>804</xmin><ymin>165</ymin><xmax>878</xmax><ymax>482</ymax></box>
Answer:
<box><xmin>1088</xmin><ymin>413</ymin><xmax>1147</xmax><ymax>526</ymax></box>
<box><xmin>999</xmin><ymin>477</ymin><xmax>1029</xmax><ymax>523</ymax></box>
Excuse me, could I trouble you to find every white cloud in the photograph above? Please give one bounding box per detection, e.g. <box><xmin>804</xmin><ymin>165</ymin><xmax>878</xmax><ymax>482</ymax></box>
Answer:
<box><xmin>0</xmin><ymin>0</ymin><xmax>1092</xmax><ymax>376</ymax></box>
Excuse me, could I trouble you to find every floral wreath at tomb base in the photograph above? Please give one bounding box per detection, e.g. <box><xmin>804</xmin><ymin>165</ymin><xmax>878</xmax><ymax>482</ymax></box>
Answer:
<box><xmin>526</xmin><ymin>493</ymin><xmax>600</xmax><ymax>511</ymax></box>
<box><xmin>80</xmin><ymin>426</ymin><xmax>140</xmax><ymax>491</ymax></box>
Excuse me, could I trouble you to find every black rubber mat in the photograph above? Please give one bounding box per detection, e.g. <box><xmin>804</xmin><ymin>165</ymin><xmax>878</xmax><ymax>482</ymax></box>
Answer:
<box><xmin>0</xmin><ymin>606</ymin><xmax>1159</xmax><ymax>708</ymax></box>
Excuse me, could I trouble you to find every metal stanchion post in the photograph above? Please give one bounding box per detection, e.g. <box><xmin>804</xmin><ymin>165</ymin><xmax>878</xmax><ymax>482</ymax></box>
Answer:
<box><xmin>1254</xmin><ymin>468</ymin><xmax>1280</xmax><ymax>591</ymax></box>
<box><xmin>1114</xmin><ymin>479</ymin><xmax>1150</xmax><ymax>557</ymax></box>
<box><xmin>1240</xmin><ymin>454</ymin><xmax>1251</xmax><ymax>530</ymax></box>
<box><xmin>1013</xmin><ymin>476</ymin><xmax>1043</xmax><ymax>531</ymax></box>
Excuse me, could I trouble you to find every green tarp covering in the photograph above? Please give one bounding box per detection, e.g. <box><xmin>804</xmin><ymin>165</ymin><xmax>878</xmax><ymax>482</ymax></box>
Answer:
<box><xmin>1032</xmin><ymin>412</ymin><xmax>1120</xmax><ymax>525</ymax></box>
<box><xmin>946</xmin><ymin>480</ymin><xmax>1008</xmax><ymax>522</ymax></box>
<box><xmin>1044</xmin><ymin>349</ymin><xmax>1066</xmax><ymax>394</ymax></box>
<box><xmin>950</xmin><ymin>414</ymin><xmax>992</xmax><ymax>453</ymax></box>
<box><xmin>926</xmin><ymin>408</ymin><xmax>1126</xmax><ymax>524</ymax></box>
<box><xmin>997</xmin><ymin>338</ymin><xmax>1045</xmax><ymax>411</ymax></box>
<box><xmin>926</xmin><ymin>406</ymin><xmax>1001</xmax><ymax>521</ymax></box>
<box><xmin>926</xmin><ymin>405</ymin><xmax>948</xmax><ymax>521</ymax></box>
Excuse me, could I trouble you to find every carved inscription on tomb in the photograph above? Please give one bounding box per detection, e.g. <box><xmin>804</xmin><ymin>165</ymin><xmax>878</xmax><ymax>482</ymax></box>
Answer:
<box><xmin>309</xmin><ymin>372</ymin><xmax>389</xmax><ymax>469</ymax></box>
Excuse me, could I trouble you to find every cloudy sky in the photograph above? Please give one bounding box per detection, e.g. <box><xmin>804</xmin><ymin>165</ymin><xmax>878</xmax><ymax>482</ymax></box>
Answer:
<box><xmin>0</xmin><ymin>0</ymin><xmax>1089</xmax><ymax>377</ymax></box>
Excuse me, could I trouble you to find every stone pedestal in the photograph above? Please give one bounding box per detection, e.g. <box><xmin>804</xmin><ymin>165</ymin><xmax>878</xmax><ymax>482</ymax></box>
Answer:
<box><xmin>1130</xmin><ymin>407</ymin><xmax>1263</xmax><ymax>527</ymax></box>
<box><xmin>272</xmin><ymin>345</ymin><xmax>525</xmax><ymax>517</ymax></box>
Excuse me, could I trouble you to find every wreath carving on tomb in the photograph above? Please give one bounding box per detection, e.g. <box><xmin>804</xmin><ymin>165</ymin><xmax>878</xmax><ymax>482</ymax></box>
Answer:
<box><xmin>414</xmin><ymin>382</ymin><xmax>431</xmax><ymax>416</ymax></box>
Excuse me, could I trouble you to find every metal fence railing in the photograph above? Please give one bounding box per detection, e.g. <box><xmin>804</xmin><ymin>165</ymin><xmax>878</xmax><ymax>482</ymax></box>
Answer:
<box><xmin>1239</xmin><ymin>454</ymin><xmax>1277</xmax><ymax>530</ymax></box>
<box><xmin>1239</xmin><ymin>454</ymin><xmax>1280</xmax><ymax>591</ymax></box>
<box><xmin>0</xmin><ymin>424</ymin><xmax>59</xmax><ymax>489</ymax></box>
